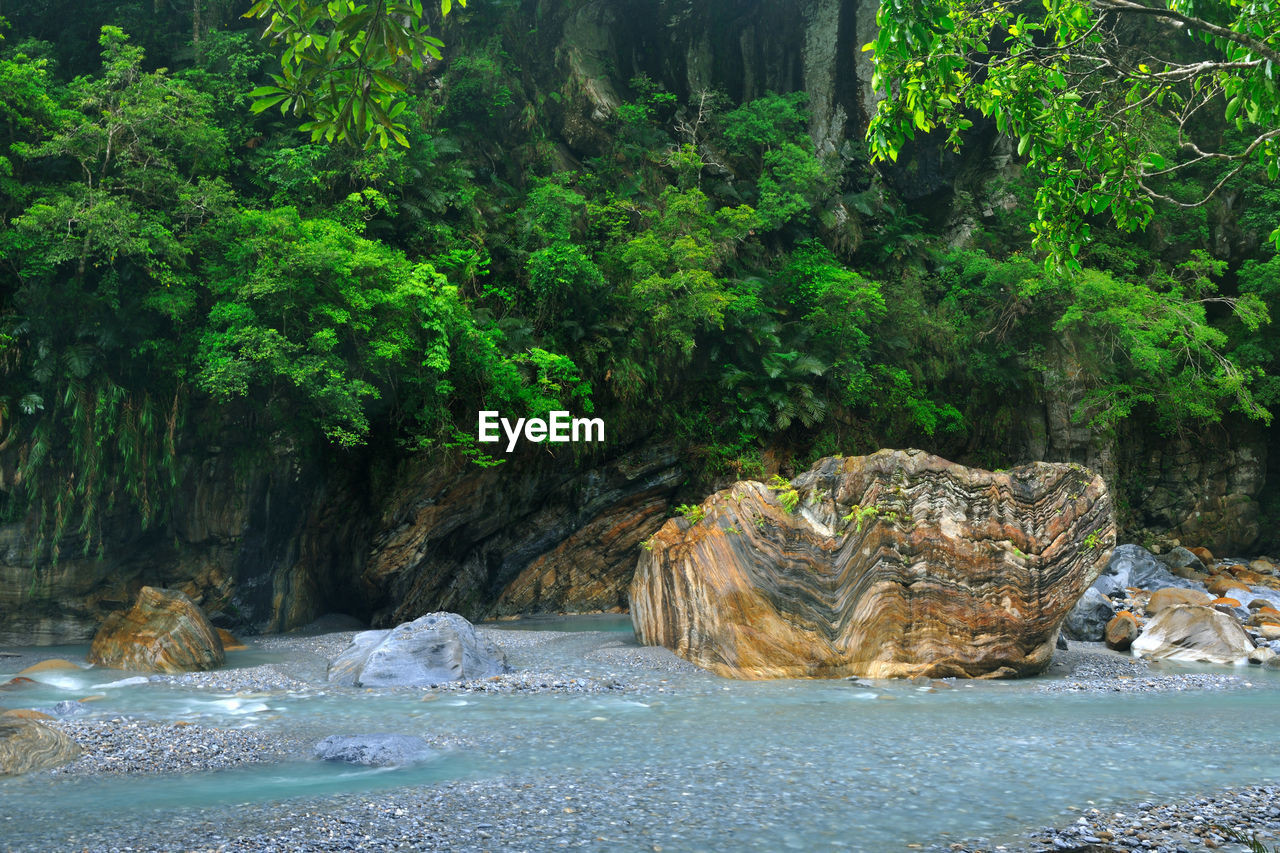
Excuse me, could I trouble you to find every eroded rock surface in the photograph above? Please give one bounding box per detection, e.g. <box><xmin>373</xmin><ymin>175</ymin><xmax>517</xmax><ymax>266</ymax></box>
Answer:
<box><xmin>88</xmin><ymin>586</ymin><xmax>224</xmax><ymax>673</ymax></box>
<box><xmin>0</xmin><ymin>719</ymin><xmax>82</xmax><ymax>775</ymax></box>
<box><xmin>631</xmin><ymin>449</ymin><xmax>1115</xmax><ymax>679</ymax></box>
<box><xmin>1130</xmin><ymin>605</ymin><xmax>1255</xmax><ymax>665</ymax></box>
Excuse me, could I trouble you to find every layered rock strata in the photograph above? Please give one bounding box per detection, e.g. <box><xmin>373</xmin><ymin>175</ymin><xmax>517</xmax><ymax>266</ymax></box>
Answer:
<box><xmin>631</xmin><ymin>449</ymin><xmax>1115</xmax><ymax>679</ymax></box>
<box><xmin>0</xmin><ymin>719</ymin><xmax>82</xmax><ymax>775</ymax></box>
<box><xmin>88</xmin><ymin>586</ymin><xmax>225</xmax><ymax>673</ymax></box>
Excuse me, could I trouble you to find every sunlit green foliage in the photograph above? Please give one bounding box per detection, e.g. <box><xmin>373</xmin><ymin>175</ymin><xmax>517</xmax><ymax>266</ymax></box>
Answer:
<box><xmin>245</xmin><ymin>0</ymin><xmax>466</xmax><ymax>148</ymax></box>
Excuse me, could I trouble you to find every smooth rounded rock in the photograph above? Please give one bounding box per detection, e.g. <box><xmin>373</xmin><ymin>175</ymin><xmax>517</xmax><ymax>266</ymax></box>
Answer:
<box><xmin>313</xmin><ymin>734</ymin><xmax>437</xmax><ymax>767</ymax></box>
<box><xmin>0</xmin><ymin>677</ymin><xmax>36</xmax><ymax>692</ymax></box>
<box><xmin>1188</xmin><ymin>546</ymin><xmax>1215</xmax><ymax>565</ymax></box>
<box><xmin>1249</xmin><ymin>646</ymin><xmax>1277</xmax><ymax>665</ymax></box>
<box><xmin>328</xmin><ymin>612</ymin><xmax>507</xmax><ymax>687</ymax></box>
<box><xmin>1206</xmin><ymin>575</ymin><xmax>1251</xmax><ymax>599</ymax></box>
<box><xmin>1</xmin><ymin>709</ymin><xmax>54</xmax><ymax>721</ymax></box>
<box><xmin>1094</xmin><ymin>545</ymin><xmax>1199</xmax><ymax>597</ymax></box>
<box><xmin>1104</xmin><ymin>612</ymin><xmax>1139</xmax><ymax>651</ymax></box>
<box><xmin>1158</xmin><ymin>546</ymin><xmax>1207</xmax><ymax>574</ymax></box>
<box><xmin>1065</xmin><ymin>588</ymin><xmax>1115</xmax><ymax>642</ymax></box>
<box><xmin>88</xmin><ymin>587</ymin><xmax>225</xmax><ymax>674</ymax></box>
<box><xmin>1146</xmin><ymin>588</ymin><xmax>1211</xmax><ymax>613</ymax></box>
<box><xmin>18</xmin><ymin>659</ymin><xmax>83</xmax><ymax>675</ymax></box>
<box><xmin>1131</xmin><ymin>605</ymin><xmax>1255</xmax><ymax>665</ymax></box>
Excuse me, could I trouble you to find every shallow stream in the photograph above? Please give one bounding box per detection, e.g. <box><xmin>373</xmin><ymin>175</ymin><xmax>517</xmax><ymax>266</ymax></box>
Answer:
<box><xmin>3</xmin><ymin>622</ymin><xmax>1279</xmax><ymax>851</ymax></box>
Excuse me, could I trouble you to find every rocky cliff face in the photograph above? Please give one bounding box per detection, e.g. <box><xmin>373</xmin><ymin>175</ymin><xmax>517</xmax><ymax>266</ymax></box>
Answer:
<box><xmin>631</xmin><ymin>450</ymin><xmax>1115</xmax><ymax>678</ymax></box>
<box><xmin>1012</xmin><ymin>337</ymin><xmax>1267</xmax><ymax>555</ymax></box>
<box><xmin>360</xmin><ymin>442</ymin><xmax>682</xmax><ymax>625</ymax></box>
<box><xmin>533</xmin><ymin>0</ymin><xmax>877</xmax><ymax>157</ymax></box>
<box><xmin>0</xmin><ymin>432</ymin><xmax>681</xmax><ymax>644</ymax></box>
<box><xmin>0</xmin><ymin>439</ymin><xmax>369</xmax><ymax>645</ymax></box>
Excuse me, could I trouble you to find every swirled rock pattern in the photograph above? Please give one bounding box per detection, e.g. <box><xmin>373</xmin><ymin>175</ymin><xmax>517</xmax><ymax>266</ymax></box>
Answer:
<box><xmin>88</xmin><ymin>586</ymin><xmax>225</xmax><ymax>673</ymax></box>
<box><xmin>0</xmin><ymin>719</ymin><xmax>82</xmax><ymax>775</ymax></box>
<box><xmin>631</xmin><ymin>449</ymin><xmax>1115</xmax><ymax>679</ymax></box>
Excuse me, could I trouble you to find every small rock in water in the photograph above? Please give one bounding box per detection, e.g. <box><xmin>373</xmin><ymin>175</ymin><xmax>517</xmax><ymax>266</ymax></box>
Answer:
<box><xmin>17</xmin><ymin>659</ymin><xmax>83</xmax><ymax>675</ymax></box>
<box><xmin>1248</xmin><ymin>646</ymin><xmax>1277</xmax><ymax>665</ymax></box>
<box><xmin>313</xmin><ymin>734</ymin><xmax>438</xmax><ymax>767</ymax></box>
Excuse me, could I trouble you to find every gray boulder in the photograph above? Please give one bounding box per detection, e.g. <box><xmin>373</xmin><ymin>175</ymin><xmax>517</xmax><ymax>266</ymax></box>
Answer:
<box><xmin>314</xmin><ymin>734</ymin><xmax>437</xmax><ymax>767</ymax></box>
<box><xmin>1094</xmin><ymin>544</ymin><xmax>1201</xmax><ymax>596</ymax></box>
<box><xmin>1063</xmin><ymin>587</ymin><xmax>1115</xmax><ymax>641</ymax></box>
<box><xmin>328</xmin><ymin>612</ymin><xmax>507</xmax><ymax>687</ymax></box>
<box><xmin>1157</xmin><ymin>546</ymin><xmax>1207</xmax><ymax>574</ymax></box>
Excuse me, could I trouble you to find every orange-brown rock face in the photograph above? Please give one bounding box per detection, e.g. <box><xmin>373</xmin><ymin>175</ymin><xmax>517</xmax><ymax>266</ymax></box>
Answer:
<box><xmin>88</xmin><ymin>587</ymin><xmax>225</xmax><ymax>673</ymax></box>
<box><xmin>631</xmin><ymin>450</ymin><xmax>1115</xmax><ymax>680</ymax></box>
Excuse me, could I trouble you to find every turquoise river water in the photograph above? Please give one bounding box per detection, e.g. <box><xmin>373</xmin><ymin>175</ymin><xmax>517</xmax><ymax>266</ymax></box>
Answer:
<box><xmin>2</xmin><ymin>621</ymin><xmax>1279</xmax><ymax>851</ymax></box>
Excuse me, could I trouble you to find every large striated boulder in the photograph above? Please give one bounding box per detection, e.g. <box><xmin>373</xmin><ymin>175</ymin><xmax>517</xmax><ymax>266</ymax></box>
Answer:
<box><xmin>0</xmin><ymin>719</ymin><xmax>82</xmax><ymax>775</ymax></box>
<box><xmin>88</xmin><ymin>587</ymin><xmax>224</xmax><ymax>673</ymax></box>
<box><xmin>1131</xmin><ymin>604</ymin><xmax>1255</xmax><ymax>665</ymax></box>
<box><xmin>328</xmin><ymin>612</ymin><xmax>507</xmax><ymax>686</ymax></box>
<box><xmin>631</xmin><ymin>450</ymin><xmax>1115</xmax><ymax>679</ymax></box>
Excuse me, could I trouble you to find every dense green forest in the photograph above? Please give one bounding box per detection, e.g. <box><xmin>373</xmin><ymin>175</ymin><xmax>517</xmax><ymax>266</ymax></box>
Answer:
<box><xmin>1</xmin><ymin>0</ymin><xmax>1278</xmax><ymax>562</ymax></box>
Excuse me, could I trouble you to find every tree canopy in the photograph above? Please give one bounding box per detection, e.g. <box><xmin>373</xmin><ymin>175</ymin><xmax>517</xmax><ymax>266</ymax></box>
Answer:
<box><xmin>866</xmin><ymin>0</ymin><xmax>1280</xmax><ymax>267</ymax></box>
<box><xmin>245</xmin><ymin>0</ymin><xmax>465</xmax><ymax>148</ymax></box>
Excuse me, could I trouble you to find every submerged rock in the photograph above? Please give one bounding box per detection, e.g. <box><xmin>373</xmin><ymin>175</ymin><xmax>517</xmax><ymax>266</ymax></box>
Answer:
<box><xmin>328</xmin><ymin>612</ymin><xmax>507</xmax><ymax>686</ymax></box>
<box><xmin>631</xmin><ymin>450</ymin><xmax>1115</xmax><ymax>679</ymax></box>
<box><xmin>0</xmin><ymin>718</ymin><xmax>82</xmax><ymax>775</ymax></box>
<box><xmin>17</xmin><ymin>659</ymin><xmax>83</xmax><ymax>675</ymax></box>
<box><xmin>313</xmin><ymin>734</ymin><xmax>437</xmax><ymax>767</ymax></box>
<box><xmin>88</xmin><ymin>587</ymin><xmax>224</xmax><ymax>674</ymax></box>
<box><xmin>1131</xmin><ymin>605</ymin><xmax>1254</xmax><ymax>665</ymax></box>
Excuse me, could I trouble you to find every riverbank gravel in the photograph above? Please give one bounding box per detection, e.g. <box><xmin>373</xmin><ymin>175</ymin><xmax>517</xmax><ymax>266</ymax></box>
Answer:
<box><xmin>44</xmin><ymin>718</ymin><xmax>309</xmax><ymax>775</ymax></box>
<box><xmin>933</xmin><ymin>785</ymin><xmax>1280</xmax><ymax>853</ymax></box>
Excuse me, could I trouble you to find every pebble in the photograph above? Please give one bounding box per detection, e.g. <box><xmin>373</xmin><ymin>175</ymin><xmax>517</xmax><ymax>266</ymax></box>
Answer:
<box><xmin>44</xmin><ymin>718</ymin><xmax>306</xmax><ymax>775</ymax></box>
